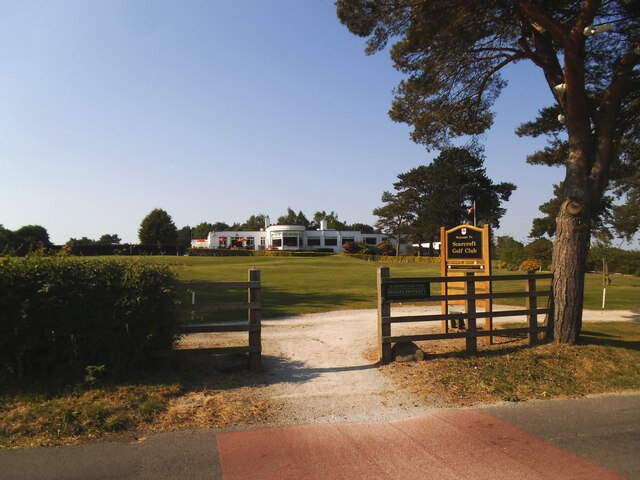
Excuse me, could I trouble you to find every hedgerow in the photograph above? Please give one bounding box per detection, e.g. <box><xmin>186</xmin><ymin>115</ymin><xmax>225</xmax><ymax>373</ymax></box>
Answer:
<box><xmin>0</xmin><ymin>257</ymin><xmax>179</xmax><ymax>384</ymax></box>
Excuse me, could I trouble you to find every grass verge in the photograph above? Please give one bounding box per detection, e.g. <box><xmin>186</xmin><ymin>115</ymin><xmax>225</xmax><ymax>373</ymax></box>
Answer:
<box><xmin>378</xmin><ymin>322</ymin><xmax>640</xmax><ymax>406</ymax></box>
<box><xmin>0</xmin><ymin>361</ymin><xmax>273</xmax><ymax>449</ymax></box>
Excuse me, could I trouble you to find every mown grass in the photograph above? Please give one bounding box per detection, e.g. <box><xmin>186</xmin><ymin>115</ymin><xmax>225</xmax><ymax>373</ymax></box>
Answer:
<box><xmin>144</xmin><ymin>254</ymin><xmax>638</xmax><ymax>314</ymax></box>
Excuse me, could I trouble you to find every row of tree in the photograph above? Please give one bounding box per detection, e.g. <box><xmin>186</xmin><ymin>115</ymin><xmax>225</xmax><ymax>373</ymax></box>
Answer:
<box><xmin>136</xmin><ymin>208</ymin><xmax>377</xmax><ymax>248</ymax></box>
<box><xmin>1</xmin><ymin>209</ymin><xmax>377</xmax><ymax>256</ymax></box>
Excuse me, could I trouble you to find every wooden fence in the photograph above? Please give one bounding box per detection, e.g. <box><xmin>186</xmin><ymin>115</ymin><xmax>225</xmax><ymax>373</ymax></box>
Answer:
<box><xmin>175</xmin><ymin>269</ymin><xmax>261</xmax><ymax>370</ymax></box>
<box><xmin>377</xmin><ymin>267</ymin><xmax>552</xmax><ymax>363</ymax></box>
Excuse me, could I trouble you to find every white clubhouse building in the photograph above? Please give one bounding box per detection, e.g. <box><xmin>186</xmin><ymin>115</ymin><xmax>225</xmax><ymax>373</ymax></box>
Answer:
<box><xmin>191</xmin><ymin>218</ymin><xmax>389</xmax><ymax>253</ymax></box>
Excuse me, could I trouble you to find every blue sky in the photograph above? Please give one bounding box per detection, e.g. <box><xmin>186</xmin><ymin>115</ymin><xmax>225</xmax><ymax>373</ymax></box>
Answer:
<box><xmin>1</xmin><ymin>0</ymin><xmax>566</xmax><ymax>245</ymax></box>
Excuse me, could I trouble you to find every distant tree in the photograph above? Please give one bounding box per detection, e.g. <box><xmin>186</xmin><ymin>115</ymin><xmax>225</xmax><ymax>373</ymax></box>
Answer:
<box><xmin>530</xmin><ymin>184</ymin><xmax>565</xmax><ymax>239</ymax></box>
<box><xmin>14</xmin><ymin>225</ymin><xmax>53</xmax><ymax>254</ymax></box>
<box><xmin>176</xmin><ymin>226</ymin><xmax>192</xmax><ymax>249</ymax></box>
<box><xmin>240</xmin><ymin>214</ymin><xmax>267</xmax><ymax>231</ymax></box>
<box><xmin>313</xmin><ymin>211</ymin><xmax>347</xmax><ymax>230</ymax></box>
<box><xmin>0</xmin><ymin>225</ymin><xmax>17</xmax><ymax>254</ymax></box>
<box><xmin>138</xmin><ymin>209</ymin><xmax>177</xmax><ymax>246</ymax></box>
<box><xmin>295</xmin><ymin>211</ymin><xmax>310</xmax><ymax>228</ymax></box>
<box><xmin>66</xmin><ymin>237</ymin><xmax>96</xmax><ymax>247</ymax></box>
<box><xmin>612</xmin><ymin>170</ymin><xmax>640</xmax><ymax>241</ymax></box>
<box><xmin>530</xmin><ymin>182</ymin><xmax>613</xmax><ymax>240</ymax></box>
<box><xmin>277</xmin><ymin>208</ymin><xmax>297</xmax><ymax>225</ymax></box>
<box><xmin>376</xmin><ymin>147</ymin><xmax>515</xmax><ymax>254</ymax></box>
<box><xmin>192</xmin><ymin>222</ymin><xmax>214</xmax><ymax>239</ymax></box>
<box><xmin>98</xmin><ymin>234</ymin><xmax>121</xmax><ymax>244</ymax></box>
<box><xmin>276</xmin><ymin>208</ymin><xmax>310</xmax><ymax>227</ymax></box>
<box><xmin>494</xmin><ymin>236</ymin><xmax>526</xmax><ymax>266</ymax></box>
<box><xmin>347</xmin><ymin>222</ymin><xmax>376</xmax><ymax>234</ymax></box>
<box><xmin>524</xmin><ymin>238</ymin><xmax>554</xmax><ymax>266</ymax></box>
<box><xmin>372</xmin><ymin>191</ymin><xmax>414</xmax><ymax>256</ymax></box>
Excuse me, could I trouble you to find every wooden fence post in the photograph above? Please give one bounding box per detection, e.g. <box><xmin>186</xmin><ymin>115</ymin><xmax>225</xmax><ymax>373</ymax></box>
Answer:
<box><xmin>248</xmin><ymin>269</ymin><xmax>262</xmax><ymax>370</ymax></box>
<box><xmin>526</xmin><ymin>271</ymin><xmax>538</xmax><ymax>345</ymax></box>
<box><xmin>465</xmin><ymin>272</ymin><xmax>477</xmax><ymax>354</ymax></box>
<box><xmin>378</xmin><ymin>267</ymin><xmax>392</xmax><ymax>364</ymax></box>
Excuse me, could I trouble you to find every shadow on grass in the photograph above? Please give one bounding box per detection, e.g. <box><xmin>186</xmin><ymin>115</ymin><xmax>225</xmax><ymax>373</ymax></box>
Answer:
<box><xmin>580</xmin><ymin>330</ymin><xmax>640</xmax><ymax>352</ymax></box>
<box><xmin>260</xmin><ymin>286</ymin><xmax>373</xmax><ymax>319</ymax></box>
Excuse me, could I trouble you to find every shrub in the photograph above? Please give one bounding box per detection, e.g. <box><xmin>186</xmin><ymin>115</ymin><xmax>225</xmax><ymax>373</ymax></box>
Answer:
<box><xmin>377</xmin><ymin>240</ymin><xmax>396</xmax><ymax>256</ymax></box>
<box><xmin>519</xmin><ymin>259</ymin><xmax>542</xmax><ymax>272</ymax></box>
<box><xmin>342</xmin><ymin>241</ymin><xmax>362</xmax><ymax>254</ymax></box>
<box><xmin>0</xmin><ymin>257</ymin><xmax>179</xmax><ymax>384</ymax></box>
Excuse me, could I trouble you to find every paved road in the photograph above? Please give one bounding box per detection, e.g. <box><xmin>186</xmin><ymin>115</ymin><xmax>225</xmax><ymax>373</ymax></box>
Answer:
<box><xmin>1</xmin><ymin>393</ymin><xmax>638</xmax><ymax>479</ymax></box>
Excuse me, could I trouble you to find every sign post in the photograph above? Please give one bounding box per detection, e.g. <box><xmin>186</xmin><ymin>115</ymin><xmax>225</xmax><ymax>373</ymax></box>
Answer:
<box><xmin>440</xmin><ymin>224</ymin><xmax>492</xmax><ymax>343</ymax></box>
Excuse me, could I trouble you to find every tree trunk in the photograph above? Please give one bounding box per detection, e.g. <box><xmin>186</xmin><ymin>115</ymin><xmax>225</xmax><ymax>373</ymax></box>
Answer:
<box><xmin>550</xmin><ymin>199</ymin><xmax>591</xmax><ymax>343</ymax></box>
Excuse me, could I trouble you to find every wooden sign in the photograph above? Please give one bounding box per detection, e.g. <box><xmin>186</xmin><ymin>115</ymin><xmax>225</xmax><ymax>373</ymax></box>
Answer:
<box><xmin>383</xmin><ymin>281</ymin><xmax>431</xmax><ymax>301</ymax></box>
<box><xmin>446</xmin><ymin>226</ymin><xmax>483</xmax><ymax>259</ymax></box>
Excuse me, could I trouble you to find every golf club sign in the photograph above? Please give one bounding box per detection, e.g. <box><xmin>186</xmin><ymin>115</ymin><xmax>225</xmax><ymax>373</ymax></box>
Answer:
<box><xmin>447</xmin><ymin>226</ymin><xmax>483</xmax><ymax>259</ymax></box>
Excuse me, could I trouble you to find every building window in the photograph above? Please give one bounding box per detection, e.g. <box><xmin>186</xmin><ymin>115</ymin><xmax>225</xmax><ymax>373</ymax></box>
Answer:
<box><xmin>324</xmin><ymin>237</ymin><xmax>337</xmax><ymax>246</ymax></box>
<box><xmin>307</xmin><ymin>238</ymin><xmax>321</xmax><ymax>246</ymax></box>
<box><xmin>283</xmin><ymin>236</ymin><xmax>298</xmax><ymax>247</ymax></box>
<box><xmin>272</xmin><ymin>239</ymin><xmax>282</xmax><ymax>247</ymax></box>
<box><xmin>342</xmin><ymin>237</ymin><xmax>355</xmax><ymax>245</ymax></box>
<box><xmin>364</xmin><ymin>237</ymin><xmax>377</xmax><ymax>245</ymax></box>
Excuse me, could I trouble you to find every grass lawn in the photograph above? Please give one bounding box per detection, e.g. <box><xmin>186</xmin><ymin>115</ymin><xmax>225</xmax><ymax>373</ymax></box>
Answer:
<box><xmin>144</xmin><ymin>254</ymin><xmax>638</xmax><ymax>315</ymax></box>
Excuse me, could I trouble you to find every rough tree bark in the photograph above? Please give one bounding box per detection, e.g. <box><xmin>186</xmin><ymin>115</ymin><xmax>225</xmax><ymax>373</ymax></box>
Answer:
<box><xmin>551</xmin><ymin>200</ymin><xmax>592</xmax><ymax>343</ymax></box>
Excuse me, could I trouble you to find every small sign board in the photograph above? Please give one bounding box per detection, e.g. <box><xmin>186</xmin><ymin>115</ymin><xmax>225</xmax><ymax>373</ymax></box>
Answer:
<box><xmin>384</xmin><ymin>281</ymin><xmax>431</xmax><ymax>301</ymax></box>
<box><xmin>446</xmin><ymin>226</ymin><xmax>483</xmax><ymax>260</ymax></box>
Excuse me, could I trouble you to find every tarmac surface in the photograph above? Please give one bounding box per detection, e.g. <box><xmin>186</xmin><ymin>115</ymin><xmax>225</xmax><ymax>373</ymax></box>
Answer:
<box><xmin>1</xmin><ymin>392</ymin><xmax>638</xmax><ymax>479</ymax></box>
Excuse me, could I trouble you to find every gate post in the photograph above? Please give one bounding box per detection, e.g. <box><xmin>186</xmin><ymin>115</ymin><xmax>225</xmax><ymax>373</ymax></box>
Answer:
<box><xmin>465</xmin><ymin>272</ymin><xmax>477</xmax><ymax>354</ymax></box>
<box><xmin>526</xmin><ymin>271</ymin><xmax>539</xmax><ymax>345</ymax></box>
<box><xmin>377</xmin><ymin>267</ymin><xmax>392</xmax><ymax>364</ymax></box>
<box><xmin>248</xmin><ymin>269</ymin><xmax>262</xmax><ymax>371</ymax></box>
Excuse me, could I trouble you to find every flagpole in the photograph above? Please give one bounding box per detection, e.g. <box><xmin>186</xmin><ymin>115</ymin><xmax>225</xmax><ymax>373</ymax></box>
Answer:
<box><xmin>473</xmin><ymin>200</ymin><xmax>477</xmax><ymax>226</ymax></box>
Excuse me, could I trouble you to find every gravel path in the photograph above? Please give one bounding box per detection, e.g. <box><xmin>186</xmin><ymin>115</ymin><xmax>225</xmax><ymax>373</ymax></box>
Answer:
<box><xmin>253</xmin><ymin>306</ymin><xmax>638</xmax><ymax>426</ymax></box>
<box><xmin>259</xmin><ymin>310</ymin><xmax>433</xmax><ymax>425</ymax></box>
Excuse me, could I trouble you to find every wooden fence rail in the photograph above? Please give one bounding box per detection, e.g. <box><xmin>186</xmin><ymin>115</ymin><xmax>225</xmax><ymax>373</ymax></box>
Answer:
<box><xmin>378</xmin><ymin>267</ymin><xmax>552</xmax><ymax>363</ymax></box>
<box><xmin>175</xmin><ymin>269</ymin><xmax>261</xmax><ymax>370</ymax></box>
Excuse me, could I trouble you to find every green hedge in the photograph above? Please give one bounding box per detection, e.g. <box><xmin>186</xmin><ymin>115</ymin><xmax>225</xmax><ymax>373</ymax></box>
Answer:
<box><xmin>349</xmin><ymin>254</ymin><xmax>441</xmax><ymax>264</ymax></box>
<box><xmin>186</xmin><ymin>248</ymin><xmax>252</xmax><ymax>256</ymax></box>
<box><xmin>250</xmin><ymin>250</ymin><xmax>336</xmax><ymax>257</ymax></box>
<box><xmin>0</xmin><ymin>257</ymin><xmax>179</xmax><ymax>384</ymax></box>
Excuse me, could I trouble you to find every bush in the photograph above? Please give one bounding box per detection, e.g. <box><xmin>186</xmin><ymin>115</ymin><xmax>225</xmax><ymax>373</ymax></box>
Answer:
<box><xmin>0</xmin><ymin>257</ymin><xmax>179</xmax><ymax>384</ymax></box>
<box><xmin>519</xmin><ymin>259</ymin><xmax>542</xmax><ymax>272</ymax></box>
<box><xmin>377</xmin><ymin>240</ymin><xmax>396</xmax><ymax>256</ymax></box>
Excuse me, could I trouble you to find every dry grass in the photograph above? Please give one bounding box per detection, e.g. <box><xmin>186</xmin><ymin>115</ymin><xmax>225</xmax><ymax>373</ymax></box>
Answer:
<box><xmin>0</xmin><ymin>358</ymin><xmax>275</xmax><ymax>449</ymax></box>
<box><xmin>375</xmin><ymin>322</ymin><xmax>640</xmax><ymax>406</ymax></box>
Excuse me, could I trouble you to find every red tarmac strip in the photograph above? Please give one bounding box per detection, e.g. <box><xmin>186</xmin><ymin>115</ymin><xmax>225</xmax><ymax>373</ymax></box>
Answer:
<box><xmin>216</xmin><ymin>410</ymin><xmax>625</xmax><ymax>479</ymax></box>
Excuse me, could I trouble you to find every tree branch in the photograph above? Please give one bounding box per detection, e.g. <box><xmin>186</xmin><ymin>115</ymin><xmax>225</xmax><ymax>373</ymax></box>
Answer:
<box><xmin>476</xmin><ymin>53</ymin><xmax>526</xmax><ymax>101</ymax></box>
<box><xmin>572</xmin><ymin>0</ymin><xmax>602</xmax><ymax>42</ymax></box>
<box><xmin>516</xmin><ymin>1</ymin><xmax>571</xmax><ymax>46</ymax></box>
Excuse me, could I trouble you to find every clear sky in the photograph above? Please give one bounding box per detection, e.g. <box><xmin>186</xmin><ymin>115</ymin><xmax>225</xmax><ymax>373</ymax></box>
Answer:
<box><xmin>1</xmin><ymin>0</ymin><xmax>567</xmax><ymax>246</ymax></box>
